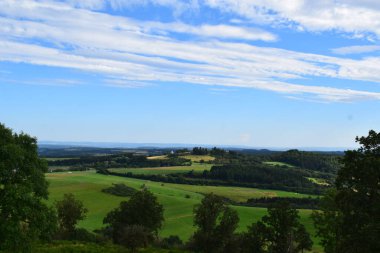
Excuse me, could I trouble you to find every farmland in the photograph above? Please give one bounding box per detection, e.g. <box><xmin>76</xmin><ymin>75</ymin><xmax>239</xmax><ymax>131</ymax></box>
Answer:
<box><xmin>46</xmin><ymin>170</ymin><xmax>321</xmax><ymax>251</ymax></box>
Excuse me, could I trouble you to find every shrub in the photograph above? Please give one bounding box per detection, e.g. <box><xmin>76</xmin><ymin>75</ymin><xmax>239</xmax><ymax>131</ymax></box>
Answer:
<box><xmin>101</xmin><ymin>183</ymin><xmax>137</xmax><ymax>197</ymax></box>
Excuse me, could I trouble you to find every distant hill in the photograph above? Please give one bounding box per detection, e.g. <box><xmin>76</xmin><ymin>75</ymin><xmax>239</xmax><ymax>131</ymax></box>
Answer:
<box><xmin>38</xmin><ymin>141</ymin><xmax>348</xmax><ymax>153</ymax></box>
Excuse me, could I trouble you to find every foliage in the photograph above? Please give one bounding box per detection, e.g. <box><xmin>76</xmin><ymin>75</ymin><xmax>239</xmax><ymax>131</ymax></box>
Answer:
<box><xmin>200</xmin><ymin>164</ymin><xmax>324</xmax><ymax>194</ymax></box>
<box><xmin>192</xmin><ymin>147</ymin><xmax>209</xmax><ymax>155</ymax></box>
<box><xmin>313</xmin><ymin>130</ymin><xmax>380</xmax><ymax>253</ymax></box>
<box><xmin>274</xmin><ymin>149</ymin><xmax>341</xmax><ymax>174</ymax></box>
<box><xmin>32</xmin><ymin>241</ymin><xmax>189</xmax><ymax>253</ymax></box>
<box><xmin>0</xmin><ymin>123</ymin><xmax>57</xmax><ymax>252</ymax></box>
<box><xmin>242</xmin><ymin>202</ymin><xmax>312</xmax><ymax>253</ymax></box>
<box><xmin>262</xmin><ymin>202</ymin><xmax>312</xmax><ymax>253</ymax></box>
<box><xmin>159</xmin><ymin>235</ymin><xmax>183</xmax><ymax>249</ymax></box>
<box><xmin>55</xmin><ymin>193</ymin><xmax>88</xmax><ymax>235</ymax></box>
<box><xmin>107</xmin><ymin>169</ymin><xmax>322</xmax><ymax>195</ymax></box>
<box><xmin>189</xmin><ymin>193</ymin><xmax>240</xmax><ymax>253</ymax></box>
<box><xmin>31</xmin><ymin>241</ymin><xmax>126</xmax><ymax>253</ymax></box>
<box><xmin>116</xmin><ymin>225</ymin><xmax>154</xmax><ymax>252</ymax></box>
<box><xmin>48</xmin><ymin>153</ymin><xmax>191</xmax><ymax>171</ymax></box>
<box><xmin>245</xmin><ymin>197</ymin><xmax>320</xmax><ymax>209</ymax></box>
<box><xmin>240</xmin><ymin>221</ymin><xmax>269</xmax><ymax>253</ymax></box>
<box><xmin>101</xmin><ymin>183</ymin><xmax>137</xmax><ymax>197</ymax></box>
<box><xmin>311</xmin><ymin>189</ymin><xmax>343</xmax><ymax>253</ymax></box>
<box><xmin>103</xmin><ymin>189</ymin><xmax>164</xmax><ymax>247</ymax></box>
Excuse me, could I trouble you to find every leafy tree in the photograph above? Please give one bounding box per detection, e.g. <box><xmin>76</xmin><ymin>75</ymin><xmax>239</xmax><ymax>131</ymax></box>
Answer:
<box><xmin>0</xmin><ymin>123</ymin><xmax>56</xmax><ymax>252</ymax></box>
<box><xmin>209</xmin><ymin>147</ymin><xmax>226</xmax><ymax>157</ymax></box>
<box><xmin>294</xmin><ymin>224</ymin><xmax>313</xmax><ymax>253</ymax></box>
<box><xmin>116</xmin><ymin>225</ymin><xmax>154</xmax><ymax>253</ymax></box>
<box><xmin>262</xmin><ymin>202</ymin><xmax>312</xmax><ymax>253</ymax></box>
<box><xmin>55</xmin><ymin>193</ymin><xmax>88</xmax><ymax>235</ymax></box>
<box><xmin>104</xmin><ymin>188</ymin><xmax>164</xmax><ymax>246</ymax></box>
<box><xmin>313</xmin><ymin>130</ymin><xmax>380</xmax><ymax>253</ymax></box>
<box><xmin>311</xmin><ymin>189</ymin><xmax>343</xmax><ymax>253</ymax></box>
<box><xmin>160</xmin><ymin>235</ymin><xmax>183</xmax><ymax>249</ymax></box>
<box><xmin>240</xmin><ymin>221</ymin><xmax>269</xmax><ymax>253</ymax></box>
<box><xmin>190</xmin><ymin>193</ymin><xmax>239</xmax><ymax>253</ymax></box>
<box><xmin>192</xmin><ymin>147</ymin><xmax>209</xmax><ymax>155</ymax></box>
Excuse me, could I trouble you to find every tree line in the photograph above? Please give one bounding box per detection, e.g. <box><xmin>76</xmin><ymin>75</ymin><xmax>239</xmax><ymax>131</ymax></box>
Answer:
<box><xmin>48</xmin><ymin>153</ymin><xmax>191</xmax><ymax>171</ymax></box>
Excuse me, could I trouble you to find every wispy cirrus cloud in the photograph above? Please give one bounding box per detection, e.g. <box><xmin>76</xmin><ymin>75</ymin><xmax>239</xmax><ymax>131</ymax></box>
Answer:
<box><xmin>331</xmin><ymin>45</ymin><xmax>380</xmax><ymax>55</ymax></box>
<box><xmin>203</xmin><ymin>0</ymin><xmax>380</xmax><ymax>40</ymax></box>
<box><xmin>0</xmin><ymin>0</ymin><xmax>380</xmax><ymax>102</ymax></box>
<box><xmin>1</xmin><ymin>77</ymin><xmax>84</xmax><ymax>87</ymax></box>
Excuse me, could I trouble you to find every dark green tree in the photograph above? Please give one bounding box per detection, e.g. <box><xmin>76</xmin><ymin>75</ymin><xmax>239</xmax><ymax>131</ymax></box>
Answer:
<box><xmin>311</xmin><ymin>189</ymin><xmax>343</xmax><ymax>253</ymax></box>
<box><xmin>313</xmin><ymin>130</ymin><xmax>380</xmax><ymax>253</ymax></box>
<box><xmin>104</xmin><ymin>188</ymin><xmax>164</xmax><ymax>247</ymax></box>
<box><xmin>240</xmin><ymin>221</ymin><xmax>269</xmax><ymax>253</ymax></box>
<box><xmin>262</xmin><ymin>202</ymin><xmax>312</xmax><ymax>253</ymax></box>
<box><xmin>294</xmin><ymin>224</ymin><xmax>313</xmax><ymax>253</ymax></box>
<box><xmin>190</xmin><ymin>193</ymin><xmax>239</xmax><ymax>253</ymax></box>
<box><xmin>0</xmin><ymin>123</ymin><xmax>57</xmax><ymax>252</ymax></box>
<box><xmin>55</xmin><ymin>193</ymin><xmax>88</xmax><ymax>235</ymax></box>
<box><xmin>116</xmin><ymin>225</ymin><xmax>154</xmax><ymax>253</ymax></box>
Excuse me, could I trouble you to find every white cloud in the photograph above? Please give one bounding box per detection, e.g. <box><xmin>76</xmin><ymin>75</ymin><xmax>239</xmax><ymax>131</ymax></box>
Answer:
<box><xmin>141</xmin><ymin>22</ymin><xmax>277</xmax><ymax>41</ymax></box>
<box><xmin>60</xmin><ymin>0</ymin><xmax>380</xmax><ymax>40</ymax></box>
<box><xmin>331</xmin><ymin>45</ymin><xmax>380</xmax><ymax>55</ymax></box>
<box><xmin>0</xmin><ymin>77</ymin><xmax>84</xmax><ymax>87</ymax></box>
<box><xmin>203</xmin><ymin>0</ymin><xmax>380</xmax><ymax>40</ymax></box>
<box><xmin>66</xmin><ymin>0</ymin><xmax>104</xmax><ymax>10</ymax></box>
<box><xmin>0</xmin><ymin>0</ymin><xmax>380</xmax><ymax>102</ymax></box>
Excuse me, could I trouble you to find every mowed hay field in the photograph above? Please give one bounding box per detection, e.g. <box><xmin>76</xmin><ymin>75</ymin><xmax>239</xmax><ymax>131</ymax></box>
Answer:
<box><xmin>46</xmin><ymin>171</ymin><xmax>321</xmax><ymax>252</ymax></box>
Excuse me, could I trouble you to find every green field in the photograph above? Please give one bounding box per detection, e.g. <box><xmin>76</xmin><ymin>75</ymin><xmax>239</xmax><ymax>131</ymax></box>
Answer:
<box><xmin>180</xmin><ymin>155</ymin><xmax>215</xmax><ymax>162</ymax></box>
<box><xmin>263</xmin><ymin>161</ymin><xmax>295</xmax><ymax>167</ymax></box>
<box><xmin>307</xmin><ymin>177</ymin><xmax>330</xmax><ymax>186</ymax></box>
<box><xmin>147</xmin><ymin>154</ymin><xmax>215</xmax><ymax>162</ymax></box>
<box><xmin>147</xmin><ymin>155</ymin><xmax>168</xmax><ymax>160</ymax></box>
<box><xmin>46</xmin><ymin>171</ymin><xmax>321</xmax><ymax>252</ymax></box>
<box><xmin>109</xmin><ymin>163</ymin><xmax>212</xmax><ymax>175</ymax></box>
<box><xmin>44</xmin><ymin>157</ymin><xmax>76</xmax><ymax>161</ymax></box>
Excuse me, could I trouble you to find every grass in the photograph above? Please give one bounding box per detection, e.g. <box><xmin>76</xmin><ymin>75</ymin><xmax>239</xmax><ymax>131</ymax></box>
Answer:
<box><xmin>307</xmin><ymin>177</ymin><xmax>330</xmax><ymax>186</ymax></box>
<box><xmin>180</xmin><ymin>155</ymin><xmax>214</xmax><ymax>162</ymax></box>
<box><xmin>147</xmin><ymin>154</ymin><xmax>214</xmax><ymax>163</ymax></box>
<box><xmin>147</xmin><ymin>155</ymin><xmax>168</xmax><ymax>160</ymax></box>
<box><xmin>263</xmin><ymin>161</ymin><xmax>295</xmax><ymax>167</ymax></box>
<box><xmin>46</xmin><ymin>171</ymin><xmax>322</xmax><ymax>252</ymax></box>
<box><xmin>164</xmin><ymin>184</ymin><xmax>315</xmax><ymax>202</ymax></box>
<box><xmin>43</xmin><ymin>157</ymin><xmax>76</xmax><ymax>161</ymax></box>
<box><xmin>33</xmin><ymin>241</ymin><xmax>187</xmax><ymax>253</ymax></box>
<box><xmin>108</xmin><ymin>163</ymin><xmax>212</xmax><ymax>175</ymax></box>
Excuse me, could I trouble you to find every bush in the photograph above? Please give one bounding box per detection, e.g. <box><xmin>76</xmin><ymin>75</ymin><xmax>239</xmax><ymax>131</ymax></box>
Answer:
<box><xmin>103</xmin><ymin>189</ymin><xmax>164</xmax><ymax>249</ymax></box>
<box><xmin>117</xmin><ymin>225</ymin><xmax>154</xmax><ymax>252</ymax></box>
<box><xmin>32</xmin><ymin>241</ymin><xmax>125</xmax><ymax>253</ymax></box>
<box><xmin>159</xmin><ymin>235</ymin><xmax>183</xmax><ymax>249</ymax></box>
<box><xmin>101</xmin><ymin>183</ymin><xmax>137</xmax><ymax>197</ymax></box>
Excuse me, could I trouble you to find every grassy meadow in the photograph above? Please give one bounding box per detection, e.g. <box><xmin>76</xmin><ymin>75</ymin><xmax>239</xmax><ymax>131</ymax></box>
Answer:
<box><xmin>263</xmin><ymin>161</ymin><xmax>295</xmax><ymax>167</ymax></box>
<box><xmin>147</xmin><ymin>154</ymin><xmax>214</xmax><ymax>162</ymax></box>
<box><xmin>46</xmin><ymin>171</ymin><xmax>321</xmax><ymax>251</ymax></box>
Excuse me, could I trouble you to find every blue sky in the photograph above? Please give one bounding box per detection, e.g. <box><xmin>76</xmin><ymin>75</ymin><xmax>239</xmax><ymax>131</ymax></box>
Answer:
<box><xmin>1</xmin><ymin>0</ymin><xmax>380</xmax><ymax>148</ymax></box>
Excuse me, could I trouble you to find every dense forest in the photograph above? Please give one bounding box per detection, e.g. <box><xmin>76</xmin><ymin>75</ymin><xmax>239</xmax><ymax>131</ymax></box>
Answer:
<box><xmin>48</xmin><ymin>153</ymin><xmax>191</xmax><ymax>170</ymax></box>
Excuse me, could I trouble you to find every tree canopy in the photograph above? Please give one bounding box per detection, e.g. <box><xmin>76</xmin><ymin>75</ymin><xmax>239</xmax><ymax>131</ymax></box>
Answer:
<box><xmin>190</xmin><ymin>193</ymin><xmax>240</xmax><ymax>253</ymax></box>
<box><xmin>103</xmin><ymin>188</ymin><xmax>164</xmax><ymax>247</ymax></box>
<box><xmin>313</xmin><ymin>130</ymin><xmax>380</xmax><ymax>253</ymax></box>
<box><xmin>0</xmin><ymin>123</ymin><xmax>56</xmax><ymax>252</ymax></box>
<box><xmin>56</xmin><ymin>193</ymin><xmax>88</xmax><ymax>235</ymax></box>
